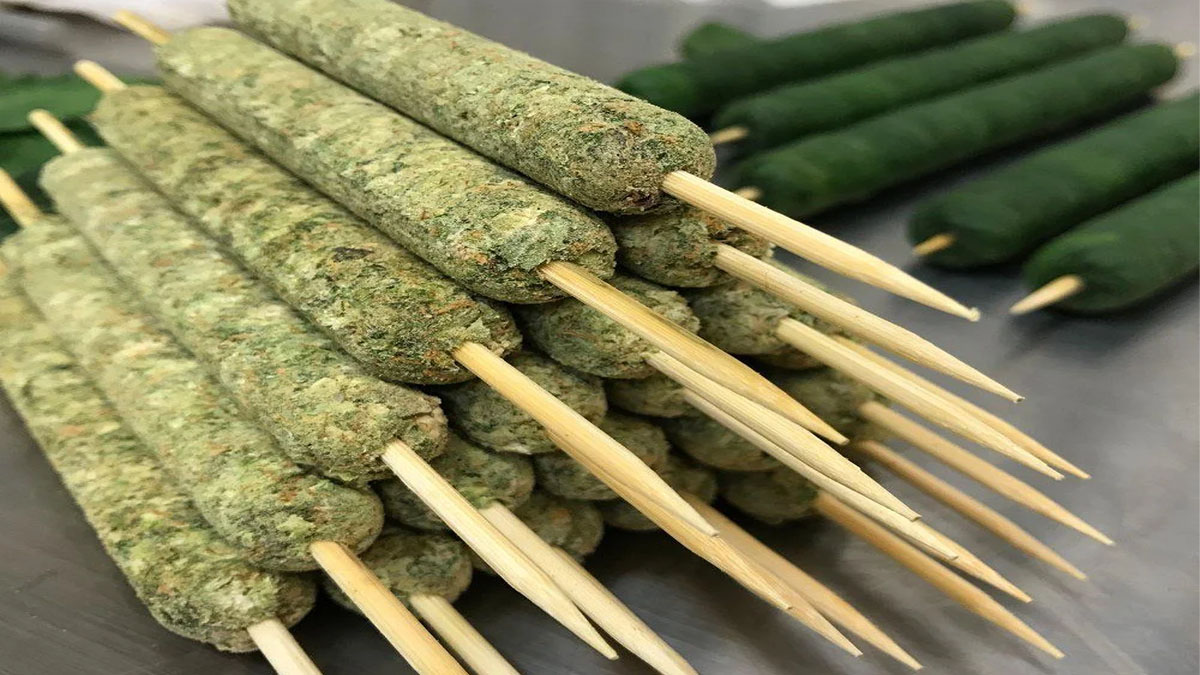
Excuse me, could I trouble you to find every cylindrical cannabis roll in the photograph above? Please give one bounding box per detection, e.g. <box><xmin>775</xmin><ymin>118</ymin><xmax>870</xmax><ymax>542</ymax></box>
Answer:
<box><xmin>376</xmin><ymin>434</ymin><xmax>535</xmax><ymax>532</ymax></box>
<box><xmin>662</xmin><ymin>412</ymin><xmax>780</xmax><ymax>473</ymax></box>
<box><xmin>609</xmin><ymin>208</ymin><xmax>770</xmax><ymax>287</ymax></box>
<box><xmin>713</xmin><ymin>14</ymin><xmax>1129</xmax><ymax>153</ymax></box>
<box><xmin>605</xmin><ymin>372</ymin><xmax>691</xmax><ymax>419</ymax></box>
<box><xmin>910</xmin><ymin>93</ymin><xmax>1200</xmax><ymax>268</ymax></box>
<box><xmin>227</xmin><ymin>0</ymin><xmax>715</xmax><ymax>215</ymax></box>
<box><xmin>1022</xmin><ymin>172</ymin><xmax>1200</xmax><ymax>313</ymax></box>
<box><xmin>686</xmin><ymin>262</ymin><xmax>849</xmax><ymax>367</ymax></box>
<box><xmin>518</xmin><ymin>274</ymin><xmax>701</xmax><ymax>378</ymax></box>
<box><xmin>11</xmin><ymin>221</ymin><xmax>382</xmax><ymax>571</ymax></box>
<box><xmin>515</xmin><ymin>492</ymin><xmax>606</xmax><ymax>561</ymax></box>
<box><xmin>617</xmin><ymin>0</ymin><xmax>1017</xmax><ymax>118</ymax></box>
<box><xmin>156</xmin><ymin>27</ymin><xmax>615</xmax><ymax>303</ymax></box>
<box><xmin>720</xmin><ymin>469</ymin><xmax>818</xmax><ymax>525</ymax></box>
<box><xmin>678</xmin><ymin>22</ymin><xmax>757</xmax><ymax>59</ymax></box>
<box><xmin>0</xmin><ymin>269</ymin><xmax>316</xmax><ymax>653</ymax></box>
<box><xmin>771</xmin><ymin>367</ymin><xmax>884</xmax><ymax>443</ymax></box>
<box><xmin>535</xmin><ymin>412</ymin><xmax>671</xmax><ymax>501</ymax></box>
<box><xmin>89</xmin><ymin>85</ymin><xmax>521</xmax><ymax>383</ymax></box>
<box><xmin>733</xmin><ymin>44</ymin><xmax>1180</xmax><ymax>217</ymax></box>
<box><xmin>324</xmin><ymin>527</ymin><xmax>473</xmax><ymax>611</ymax></box>
<box><xmin>39</xmin><ymin>147</ymin><xmax>445</xmax><ymax>485</ymax></box>
<box><xmin>599</xmin><ymin>455</ymin><xmax>718</xmax><ymax>532</ymax></box>
<box><xmin>438</xmin><ymin>351</ymin><xmax>607</xmax><ymax>455</ymax></box>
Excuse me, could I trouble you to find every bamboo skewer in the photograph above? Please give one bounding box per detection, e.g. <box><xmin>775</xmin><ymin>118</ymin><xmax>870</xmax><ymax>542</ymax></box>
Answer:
<box><xmin>113</xmin><ymin>9</ymin><xmax>170</xmax><ymax>44</ymax></box>
<box><xmin>687</xmin><ymin>497</ymin><xmax>923</xmax><ymax>671</ymax></box>
<box><xmin>246</xmin><ymin>619</ymin><xmax>324</xmax><ymax>675</ymax></box>
<box><xmin>660</xmin><ymin>171</ymin><xmax>979</xmax><ymax>320</ymax></box>
<box><xmin>911</xmin><ymin>233</ymin><xmax>957</xmax><ymax>257</ymax></box>
<box><xmin>713</xmin><ymin>244</ymin><xmax>1020</xmax><ymax>401</ymax></box>
<box><xmin>481</xmin><ymin>504</ymin><xmax>696</xmax><ymax>675</ymax></box>
<box><xmin>1009</xmin><ymin>276</ymin><xmax>1086</xmax><ymax>315</ymax></box>
<box><xmin>0</xmin><ymin>171</ymin><xmax>41</xmax><ymax>227</ymax></box>
<box><xmin>859</xmin><ymin>402</ymin><xmax>1113</xmax><ymax>545</ymax></box>
<box><xmin>842</xmin><ymin>340</ymin><xmax>1089</xmax><ymax>479</ymax></box>
<box><xmin>454</xmin><ymin>342</ymin><xmax>715</xmax><ymax>537</ymax></box>
<box><xmin>310</xmin><ymin>541</ymin><xmax>471</xmax><ymax>674</ymax></box>
<box><xmin>774</xmin><ymin>318</ymin><xmax>1062</xmax><ymax>479</ymax></box>
<box><xmin>381</xmin><ymin>440</ymin><xmax>616</xmax><ymax>659</ymax></box>
<box><xmin>816</xmin><ymin>494</ymin><xmax>1065</xmax><ymax>659</ymax></box>
<box><xmin>408</xmin><ymin>595</ymin><xmax>521</xmax><ymax>675</ymax></box>
<box><xmin>709</xmin><ymin>125</ymin><xmax>749</xmax><ymax>145</ymax></box>
<box><xmin>539</xmin><ymin>261</ymin><xmax>840</xmax><ymax>439</ymax></box>
<box><xmin>545</xmin><ymin>429</ymin><xmax>861</xmax><ymax>656</ymax></box>
<box><xmin>650</xmin><ymin>352</ymin><xmax>926</xmax><ymax>521</ymax></box>
<box><xmin>734</xmin><ymin>186</ymin><xmax>763</xmax><ymax>201</ymax></box>
<box><xmin>854</xmin><ymin>441</ymin><xmax>1087</xmax><ymax>580</ymax></box>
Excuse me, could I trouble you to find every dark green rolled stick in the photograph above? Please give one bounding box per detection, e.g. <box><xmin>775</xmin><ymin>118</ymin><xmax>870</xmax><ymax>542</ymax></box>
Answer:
<box><xmin>911</xmin><ymin>93</ymin><xmax>1199</xmax><ymax>268</ymax></box>
<box><xmin>1013</xmin><ymin>173</ymin><xmax>1200</xmax><ymax>314</ymax></box>
<box><xmin>0</xmin><ymin>268</ymin><xmax>317</xmax><ymax>655</ymax></box>
<box><xmin>617</xmin><ymin>0</ymin><xmax>1017</xmax><ymax>119</ymax></box>
<box><xmin>712</xmin><ymin>14</ymin><xmax>1130</xmax><ymax>154</ymax></box>
<box><xmin>536</xmin><ymin>411</ymin><xmax>672</xmax><ymax>501</ymax></box>
<box><xmin>734</xmin><ymin>43</ymin><xmax>1181</xmax><ymax>218</ymax></box>
<box><xmin>678</xmin><ymin>22</ymin><xmax>756</xmax><ymax>59</ymax></box>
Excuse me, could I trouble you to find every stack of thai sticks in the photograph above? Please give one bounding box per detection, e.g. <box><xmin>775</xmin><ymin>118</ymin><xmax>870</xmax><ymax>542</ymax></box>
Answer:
<box><xmin>0</xmin><ymin>0</ymin><xmax>1123</xmax><ymax>671</ymax></box>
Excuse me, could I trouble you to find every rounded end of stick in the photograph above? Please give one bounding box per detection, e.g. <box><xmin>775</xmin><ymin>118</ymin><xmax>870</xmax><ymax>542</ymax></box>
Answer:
<box><xmin>911</xmin><ymin>233</ymin><xmax>955</xmax><ymax>257</ymax></box>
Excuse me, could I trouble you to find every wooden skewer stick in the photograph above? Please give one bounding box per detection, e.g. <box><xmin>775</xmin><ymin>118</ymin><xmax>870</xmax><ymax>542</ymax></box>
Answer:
<box><xmin>539</xmin><ymin>261</ymin><xmax>839</xmax><ymax>440</ymax></box>
<box><xmin>713</xmin><ymin>244</ymin><xmax>1020</xmax><ymax>401</ymax></box>
<box><xmin>774</xmin><ymin>318</ymin><xmax>1062</xmax><ymax>479</ymax></box>
<box><xmin>709</xmin><ymin>125</ymin><xmax>749</xmax><ymax>145</ymax></box>
<box><xmin>309</xmin><ymin>541</ymin><xmax>470</xmax><ymax>674</ymax></box>
<box><xmin>816</xmin><ymin>494</ymin><xmax>1065</xmax><ymax>659</ymax></box>
<box><xmin>650</xmin><ymin>351</ymin><xmax>927</xmax><ymax>522</ymax></box>
<box><xmin>859</xmin><ymin>402</ymin><xmax>1113</xmax><ymax>545</ymax></box>
<box><xmin>246</xmin><ymin>619</ymin><xmax>324</xmax><ymax>675</ymax></box>
<box><xmin>686</xmin><ymin>497</ymin><xmax>923</xmax><ymax>670</ymax></box>
<box><xmin>28</xmin><ymin>110</ymin><xmax>86</xmax><ymax>153</ymax></box>
<box><xmin>481</xmin><ymin>504</ymin><xmax>696</xmax><ymax>675</ymax></box>
<box><xmin>911</xmin><ymin>233</ymin><xmax>957</xmax><ymax>257</ymax></box>
<box><xmin>408</xmin><ymin>595</ymin><xmax>521</xmax><ymax>675</ymax></box>
<box><xmin>854</xmin><ymin>441</ymin><xmax>1087</xmax><ymax>580</ymax></box>
<box><xmin>455</xmin><ymin>341</ymin><xmax>716</xmax><ymax>537</ymax></box>
<box><xmin>381</xmin><ymin>440</ymin><xmax>617</xmax><ymax>658</ymax></box>
<box><xmin>841</xmin><ymin>340</ymin><xmax>1089</xmax><ymax>479</ymax></box>
<box><xmin>112</xmin><ymin>9</ymin><xmax>170</xmax><ymax>44</ymax></box>
<box><xmin>734</xmin><ymin>186</ymin><xmax>763</xmax><ymax>201</ymax></box>
<box><xmin>545</xmin><ymin>429</ymin><xmax>861</xmax><ymax>656</ymax></box>
<box><xmin>1009</xmin><ymin>276</ymin><xmax>1086</xmax><ymax>315</ymax></box>
<box><xmin>74</xmin><ymin>60</ymin><xmax>127</xmax><ymax>92</ymax></box>
<box><xmin>0</xmin><ymin>170</ymin><xmax>41</xmax><ymax>228</ymax></box>
<box><xmin>661</xmin><ymin>171</ymin><xmax>979</xmax><ymax>320</ymax></box>
<box><xmin>683</xmin><ymin>390</ymin><xmax>954</xmax><ymax>559</ymax></box>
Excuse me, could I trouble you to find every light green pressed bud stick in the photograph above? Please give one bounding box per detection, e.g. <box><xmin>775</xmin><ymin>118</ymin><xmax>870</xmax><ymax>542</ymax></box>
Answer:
<box><xmin>211</xmin><ymin>0</ymin><xmax>978</xmax><ymax>321</ymax></box>
<box><xmin>0</xmin><ymin>192</ymin><xmax>464</xmax><ymax>675</ymax></box>
<box><xmin>817</xmin><ymin>493</ymin><xmax>1064</xmax><ymax>659</ymax></box>
<box><xmin>0</xmin><ymin>269</ymin><xmax>319</xmax><ymax>667</ymax></box>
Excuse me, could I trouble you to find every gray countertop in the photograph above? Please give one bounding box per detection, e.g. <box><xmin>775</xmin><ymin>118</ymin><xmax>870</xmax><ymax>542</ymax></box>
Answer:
<box><xmin>0</xmin><ymin>2</ymin><xmax>1197</xmax><ymax>674</ymax></box>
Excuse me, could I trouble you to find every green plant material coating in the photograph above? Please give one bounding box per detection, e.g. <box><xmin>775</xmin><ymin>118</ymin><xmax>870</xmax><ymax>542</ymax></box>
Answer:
<box><xmin>720</xmin><ymin>468</ymin><xmax>818</xmax><ymax>525</ymax></box>
<box><xmin>605</xmin><ymin>371</ymin><xmax>690</xmax><ymax>418</ymax></box>
<box><xmin>616</xmin><ymin>1</ymin><xmax>1017</xmax><ymax>118</ymax></box>
<box><xmin>663</xmin><ymin>412</ymin><xmax>779</xmax><ymax>473</ymax></box>
<box><xmin>770</xmin><ymin>367</ymin><xmax>884</xmax><ymax>442</ymax></box>
<box><xmin>376</xmin><ymin>433</ymin><xmax>535</xmax><ymax>532</ymax></box>
<box><xmin>518</xmin><ymin>274</ymin><xmax>701</xmax><ymax>378</ymax></box>
<box><xmin>910</xmin><ymin>93</ymin><xmax>1200</xmax><ymax>268</ymax></box>
<box><xmin>678</xmin><ymin>22</ymin><xmax>757</xmax><ymax>59</ymax></box>
<box><xmin>610</xmin><ymin>207</ymin><xmax>770</xmax><ymax>287</ymax></box>
<box><xmin>156</xmin><ymin>27</ymin><xmax>615</xmax><ymax>303</ymax></box>
<box><xmin>599</xmin><ymin>454</ymin><xmax>718</xmax><ymax>531</ymax></box>
<box><xmin>535</xmin><ymin>411</ymin><xmax>671</xmax><ymax>501</ymax></box>
<box><xmin>438</xmin><ymin>351</ymin><xmax>606</xmax><ymax>455</ymax></box>
<box><xmin>40</xmin><ymin>148</ymin><xmax>446</xmax><ymax>485</ymax></box>
<box><xmin>1022</xmin><ymin>173</ymin><xmax>1200</xmax><ymax>313</ymax></box>
<box><xmin>714</xmin><ymin>14</ymin><xmax>1129</xmax><ymax>154</ymax></box>
<box><xmin>325</xmin><ymin>526</ymin><xmax>472</xmax><ymax>610</ymax></box>
<box><xmin>227</xmin><ymin>0</ymin><xmax>715</xmax><ymax>215</ymax></box>
<box><xmin>734</xmin><ymin>44</ymin><xmax>1181</xmax><ymax>217</ymax></box>
<box><xmin>89</xmin><ymin>86</ymin><xmax>520</xmax><ymax>383</ymax></box>
<box><xmin>469</xmin><ymin>491</ymin><xmax>605</xmax><ymax>573</ymax></box>
<box><xmin>0</xmin><ymin>271</ymin><xmax>315</xmax><ymax>652</ymax></box>
<box><xmin>686</xmin><ymin>261</ymin><xmax>850</xmax><ymax>364</ymax></box>
<box><xmin>11</xmin><ymin>221</ymin><xmax>383</xmax><ymax>571</ymax></box>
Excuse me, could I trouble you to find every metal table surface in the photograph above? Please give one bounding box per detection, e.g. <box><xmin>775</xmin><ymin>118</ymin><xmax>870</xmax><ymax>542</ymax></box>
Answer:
<box><xmin>0</xmin><ymin>4</ymin><xmax>1197</xmax><ymax>675</ymax></box>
